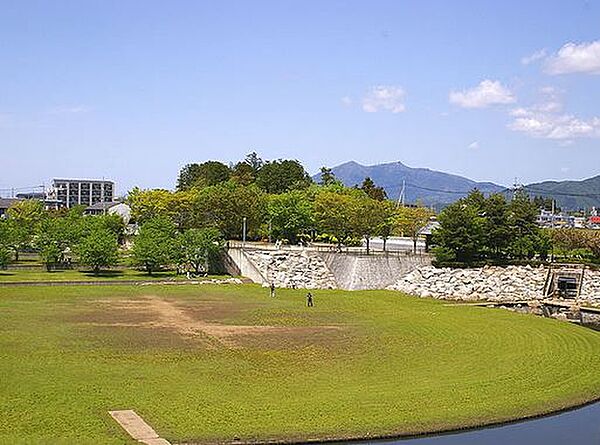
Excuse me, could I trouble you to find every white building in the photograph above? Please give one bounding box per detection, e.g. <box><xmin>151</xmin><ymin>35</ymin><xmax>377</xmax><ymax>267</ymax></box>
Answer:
<box><xmin>50</xmin><ymin>178</ymin><xmax>114</xmax><ymax>208</ymax></box>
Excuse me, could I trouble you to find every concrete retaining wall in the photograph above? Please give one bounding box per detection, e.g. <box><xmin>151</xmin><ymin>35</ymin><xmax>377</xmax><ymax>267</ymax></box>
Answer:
<box><xmin>224</xmin><ymin>248</ymin><xmax>268</xmax><ymax>285</ymax></box>
<box><xmin>318</xmin><ymin>252</ymin><xmax>431</xmax><ymax>290</ymax></box>
<box><xmin>225</xmin><ymin>247</ymin><xmax>431</xmax><ymax>290</ymax></box>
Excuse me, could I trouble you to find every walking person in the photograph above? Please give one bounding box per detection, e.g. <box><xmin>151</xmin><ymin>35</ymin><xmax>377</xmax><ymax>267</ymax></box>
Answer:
<box><xmin>306</xmin><ymin>292</ymin><xmax>314</xmax><ymax>307</ymax></box>
<box><xmin>270</xmin><ymin>282</ymin><xmax>276</xmax><ymax>298</ymax></box>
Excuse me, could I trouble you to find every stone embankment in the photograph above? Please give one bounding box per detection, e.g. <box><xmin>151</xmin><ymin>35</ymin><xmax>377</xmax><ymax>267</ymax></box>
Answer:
<box><xmin>388</xmin><ymin>265</ymin><xmax>600</xmax><ymax>306</ymax></box>
<box><xmin>244</xmin><ymin>250</ymin><xmax>338</xmax><ymax>289</ymax></box>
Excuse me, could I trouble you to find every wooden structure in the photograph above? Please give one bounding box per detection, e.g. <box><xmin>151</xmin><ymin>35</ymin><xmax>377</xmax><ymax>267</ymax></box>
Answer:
<box><xmin>543</xmin><ymin>263</ymin><xmax>585</xmax><ymax>300</ymax></box>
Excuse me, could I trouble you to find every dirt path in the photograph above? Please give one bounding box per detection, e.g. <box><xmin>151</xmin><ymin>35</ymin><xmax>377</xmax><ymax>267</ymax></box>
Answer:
<box><xmin>89</xmin><ymin>296</ymin><xmax>342</xmax><ymax>348</ymax></box>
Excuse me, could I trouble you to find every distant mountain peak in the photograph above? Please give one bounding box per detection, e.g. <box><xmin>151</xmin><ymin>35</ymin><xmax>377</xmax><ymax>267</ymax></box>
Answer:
<box><xmin>315</xmin><ymin>160</ymin><xmax>505</xmax><ymax>210</ymax></box>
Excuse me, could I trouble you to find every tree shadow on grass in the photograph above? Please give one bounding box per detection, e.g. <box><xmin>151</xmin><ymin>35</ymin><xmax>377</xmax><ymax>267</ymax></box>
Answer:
<box><xmin>80</xmin><ymin>270</ymin><xmax>125</xmax><ymax>278</ymax></box>
<box><xmin>0</xmin><ymin>271</ymin><xmax>15</xmax><ymax>277</ymax></box>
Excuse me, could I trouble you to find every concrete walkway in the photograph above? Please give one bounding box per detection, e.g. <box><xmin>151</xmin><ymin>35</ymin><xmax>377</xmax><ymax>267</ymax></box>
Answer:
<box><xmin>109</xmin><ymin>410</ymin><xmax>171</xmax><ymax>445</ymax></box>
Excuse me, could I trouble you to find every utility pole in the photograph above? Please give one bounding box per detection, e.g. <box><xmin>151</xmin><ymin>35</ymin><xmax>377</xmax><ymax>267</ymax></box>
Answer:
<box><xmin>268</xmin><ymin>219</ymin><xmax>272</xmax><ymax>244</ymax></box>
<box><xmin>396</xmin><ymin>179</ymin><xmax>406</xmax><ymax>207</ymax></box>
<box><xmin>242</xmin><ymin>217</ymin><xmax>247</xmax><ymax>248</ymax></box>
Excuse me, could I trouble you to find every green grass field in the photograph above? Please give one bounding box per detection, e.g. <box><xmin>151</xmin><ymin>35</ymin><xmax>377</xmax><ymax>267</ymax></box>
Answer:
<box><xmin>0</xmin><ymin>268</ymin><xmax>229</xmax><ymax>282</ymax></box>
<box><xmin>1</xmin><ymin>284</ymin><xmax>600</xmax><ymax>444</ymax></box>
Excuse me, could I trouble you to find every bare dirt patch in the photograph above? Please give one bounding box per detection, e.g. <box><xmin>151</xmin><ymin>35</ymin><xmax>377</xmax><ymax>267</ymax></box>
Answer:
<box><xmin>75</xmin><ymin>296</ymin><xmax>345</xmax><ymax>349</ymax></box>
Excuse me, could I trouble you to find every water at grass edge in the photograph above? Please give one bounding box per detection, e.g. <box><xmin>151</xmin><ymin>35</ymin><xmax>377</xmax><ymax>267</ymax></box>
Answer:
<box><xmin>351</xmin><ymin>323</ymin><xmax>600</xmax><ymax>444</ymax></box>
<box><xmin>367</xmin><ymin>401</ymin><xmax>600</xmax><ymax>445</ymax></box>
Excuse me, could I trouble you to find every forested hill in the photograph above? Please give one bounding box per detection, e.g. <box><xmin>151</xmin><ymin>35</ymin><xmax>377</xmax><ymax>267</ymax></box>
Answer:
<box><xmin>522</xmin><ymin>175</ymin><xmax>600</xmax><ymax>210</ymax></box>
<box><xmin>319</xmin><ymin>161</ymin><xmax>505</xmax><ymax>209</ymax></box>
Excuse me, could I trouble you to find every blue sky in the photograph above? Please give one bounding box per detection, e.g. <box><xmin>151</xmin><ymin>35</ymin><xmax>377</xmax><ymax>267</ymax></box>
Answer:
<box><xmin>2</xmin><ymin>0</ymin><xmax>600</xmax><ymax>196</ymax></box>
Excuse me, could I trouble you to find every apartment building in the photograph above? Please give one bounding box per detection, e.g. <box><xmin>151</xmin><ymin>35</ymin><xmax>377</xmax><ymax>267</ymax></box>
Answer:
<box><xmin>50</xmin><ymin>179</ymin><xmax>114</xmax><ymax>208</ymax></box>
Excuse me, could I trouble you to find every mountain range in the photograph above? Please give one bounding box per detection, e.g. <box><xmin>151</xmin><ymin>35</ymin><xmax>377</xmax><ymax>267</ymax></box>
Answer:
<box><xmin>316</xmin><ymin>161</ymin><xmax>600</xmax><ymax>210</ymax></box>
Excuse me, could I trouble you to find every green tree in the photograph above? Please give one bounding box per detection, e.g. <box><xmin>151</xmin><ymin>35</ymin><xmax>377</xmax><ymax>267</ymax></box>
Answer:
<box><xmin>177</xmin><ymin>161</ymin><xmax>231</xmax><ymax>190</ymax></box>
<box><xmin>0</xmin><ymin>244</ymin><xmax>9</xmax><ymax>269</ymax></box>
<box><xmin>353</xmin><ymin>196</ymin><xmax>387</xmax><ymax>254</ymax></box>
<box><xmin>3</xmin><ymin>219</ymin><xmax>29</xmax><ymax>262</ymax></box>
<box><xmin>127</xmin><ymin>188</ymin><xmax>196</xmax><ymax>229</ymax></box>
<box><xmin>482</xmin><ymin>193</ymin><xmax>511</xmax><ymax>259</ymax></box>
<box><xmin>319</xmin><ymin>167</ymin><xmax>337</xmax><ymax>186</ymax></box>
<box><xmin>230</xmin><ymin>153</ymin><xmax>265</xmax><ymax>185</ymax></box>
<box><xmin>433</xmin><ymin>200</ymin><xmax>485</xmax><ymax>264</ymax></box>
<box><xmin>131</xmin><ymin>217</ymin><xmax>177</xmax><ymax>274</ymax></box>
<box><xmin>0</xmin><ymin>220</ymin><xmax>11</xmax><ymax>268</ymax></box>
<box><xmin>508</xmin><ymin>190</ymin><xmax>542</xmax><ymax>259</ymax></box>
<box><xmin>267</xmin><ymin>190</ymin><xmax>313</xmax><ymax>243</ymax></box>
<box><xmin>360</xmin><ymin>177</ymin><xmax>387</xmax><ymax>201</ymax></box>
<box><xmin>176</xmin><ymin>228</ymin><xmax>224</xmax><ymax>274</ymax></box>
<box><xmin>255</xmin><ymin>159</ymin><xmax>312</xmax><ymax>194</ymax></box>
<box><xmin>36</xmin><ymin>217</ymin><xmax>76</xmax><ymax>271</ymax></box>
<box><xmin>5</xmin><ymin>199</ymin><xmax>46</xmax><ymax>261</ymax></box>
<box><xmin>377</xmin><ymin>201</ymin><xmax>396</xmax><ymax>251</ymax></box>
<box><xmin>77</xmin><ymin>229</ymin><xmax>119</xmax><ymax>275</ymax></box>
<box><xmin>394</xmin><ymin>205</ymin><xmax>433</xmax><ymax>253</ymax></box>
<box><xmin>194</xmin><ymin>182</ymin><xmax>266</xmax><ymax>239</ymax></box>
<box><xmin>314</xmin><ymin>189</ymin><xmax>360</xmax><ymax>247</ymax></box>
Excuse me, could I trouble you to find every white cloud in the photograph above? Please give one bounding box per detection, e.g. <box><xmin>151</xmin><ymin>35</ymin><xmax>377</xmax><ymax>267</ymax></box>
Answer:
<box><xmin>509</xmin><ymin>113</ymin><xmax>600</xmax><ymax>139</ymax></box>
<box><xmin>521</xmin><ymin>49</ymin><xmax>547</xmax><ymax>65</ymax></box>
<box><xmin>362</xmin><ymin>85</ymin><xmax>406</xmax><ymax>113</ymax></box>
<box><xmin>545</xmin><ymin>40</ymin><xmax>600</xmax><ymax>75</ymax></box>
<box><xmin>508</xmin><ymin>86</ymin><xmax>600</xmax><ymax>140</ymax></box>
<box><xmin>468</xmin><ymin>141</ymin><xmax>480</xmax><ymax>150</ymax></box>
<box><xmin>449</xmin><ymin>80</ymin><xmax>516</xmax><ymax>108</ymax></box>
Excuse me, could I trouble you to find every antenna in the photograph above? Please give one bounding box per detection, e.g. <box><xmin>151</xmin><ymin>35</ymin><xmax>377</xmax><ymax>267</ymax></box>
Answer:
<box><xmin>397</xmin><ymin>179</ymin><xmax>406</xmax><ymax>207</ymax></box>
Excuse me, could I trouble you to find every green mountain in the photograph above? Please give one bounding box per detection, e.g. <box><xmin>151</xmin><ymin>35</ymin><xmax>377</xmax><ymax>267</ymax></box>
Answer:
<box><xmin>523</xmin><ymin>175</ymin><xmax>600</xmax><ymax>210</ymax></box>
<box><xmin>319</xmin><ymin>161</ymin><xmax>506</xmax><ymax>209</ymax></box>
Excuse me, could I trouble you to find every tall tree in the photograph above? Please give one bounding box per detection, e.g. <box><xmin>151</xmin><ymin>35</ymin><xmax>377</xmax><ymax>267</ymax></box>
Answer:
<box><xmin>508</xmin><ymin>190</ymin><xmax>545</xmax><ymax>259</ymax></box>
<box><xmin>175</xmin><ymin>227</ymin><xmax>224</xmax><ymax>274</ymax></box>
<box><xmin>36</xmin><ymin>217</ymin><xmax>77</xmax><ymax>271</ymax></box>
<box><xmin>314</xmin><ymin>189</ymin><xmax>359</xmax><ymax>247</ymax></box>
<box><xmin>267</xmin><ymin>190</ymin><xmax>314</xmax><ymax>243</ymax></box>
<box><xmin>255</xmin><ymin>159</ymin><xmax>312</xmax><ymax>194</ymax></box>
<box><xmin>360</xmin><ymin>177</ymin><xmax>387</xmax><ymax>201</ymax></box>
<box><xmin>131</xmin><ymin>217</ymin><xmax>177</xmax><ymax>275</ymax></box>
<box><xmin>319</xmin><ymin>167</ymin><xmax>337</xmax><ymax>186</ymax></box>
<box><xmin>6</xmin><ymin>199</ymin><xmax>46</xmax><ymax>261</ymax></box>
<box><xmin>394</xmin><ymin>206</ymin><xmax>433</xmax><ymax>253</ymax></box>
<box><xmin>0</xmin><ymin>220</ymin><xmax>11</xmax><ymax>267</ymax></box>
<box><xmin>77</xmin><ymin>229</ymin><xmax>119</xmax><ymax>275</ymax></box>
<box><xmin>128</xmin><ymin>188</ymin><xmax>196</xmax><ymax>229</ymax></box>
<box><xmin>353</xmin><ymin>196</ymin><xmax>387</xmax><ymax>254</ymax></box>
<box><xmin>433</xmin><ymin>200</ymin><xmax>485</xmax><ymax>264</ymax></box>
<box><xmin>194</xmin><ymin>182</ymin><xmax>266</xmax><ymax>239</ymax></box>
<box><xmin>482</xmin><ymin>193</ymin><xmax>511</xmax><ymax>258</ymax></box>
<box><xmin>177</xmin><ymin>161</ymin><xmax>231</xmax><ymax>190</ymax></box>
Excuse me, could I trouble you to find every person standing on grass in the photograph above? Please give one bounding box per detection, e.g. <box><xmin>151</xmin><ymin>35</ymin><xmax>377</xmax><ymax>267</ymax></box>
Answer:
<box><xmin>306</xmin><ymin>292</ymin><xmax>314</xmax><ymax>307</ymax></box>
<box><xmin>270</xmin><ymin>282</ymin><xmax>276</xmax><ymax>298</ymax></box>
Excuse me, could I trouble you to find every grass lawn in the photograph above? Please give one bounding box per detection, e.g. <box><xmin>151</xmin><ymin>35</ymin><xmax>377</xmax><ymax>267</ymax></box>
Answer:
<box><xmin>0</xmin><ymin>268</ymin><xmax>230</xmax><ymax>282</ymax></box>
<box><xmin>1</xmin><ymin>284</ymin><xmax>600</xmax><ymax>444</ymax></box>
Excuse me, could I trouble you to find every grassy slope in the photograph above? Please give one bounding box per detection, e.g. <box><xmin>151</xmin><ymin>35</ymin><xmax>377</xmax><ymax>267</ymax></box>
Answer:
<box><xmin>1</xmin><ymin>284</ymin><xmax>600</xmax><ymax>444</ymax></box>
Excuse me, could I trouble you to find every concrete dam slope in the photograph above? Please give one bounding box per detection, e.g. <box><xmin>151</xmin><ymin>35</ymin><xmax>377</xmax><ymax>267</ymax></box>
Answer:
<box><xmin>224</xmin><ymin>246</ymin><xmax>432</xmax><ymax>290</ymax></box>
<box><xmin>317</xmin><ymin>251</ymin><xmax>431</xmax><ymax>290</ymax></box>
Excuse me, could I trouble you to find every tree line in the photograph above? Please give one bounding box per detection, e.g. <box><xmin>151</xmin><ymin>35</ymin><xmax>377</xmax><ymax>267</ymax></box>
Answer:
<box><xmin>0</xmin><ymin>153</ymin><xmax>434</xmax><ymax>274</ymax></box>
<box><xmin>432</xmin><ymin>189</ymin><xmax>551</xmax><ymax>265</ymax></box>
<box><xmin>128</xmin><ymin>153</ymin><xmax>434</xmax><ymax>254</ymax></box>
<box><xmin>0</xmin><ymin>200</ymin><xmax>222</xmax><ymax>275</ymax></box>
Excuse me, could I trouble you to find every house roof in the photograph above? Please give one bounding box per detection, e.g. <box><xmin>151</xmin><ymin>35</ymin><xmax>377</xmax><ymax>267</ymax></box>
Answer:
<box><xmin>85</xmin><ymin>201</ymin><xmax>120</xmax><ymax>211</ymax></box>
<box><xmin>419</xmin><ymin>220</ymin><xmax>440</xmax><ymax>235</ymax></box>
<box><xmin>0</xmin><ymin>198</ymin><xmax>22</xmax><ymax>210</ymax></box>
